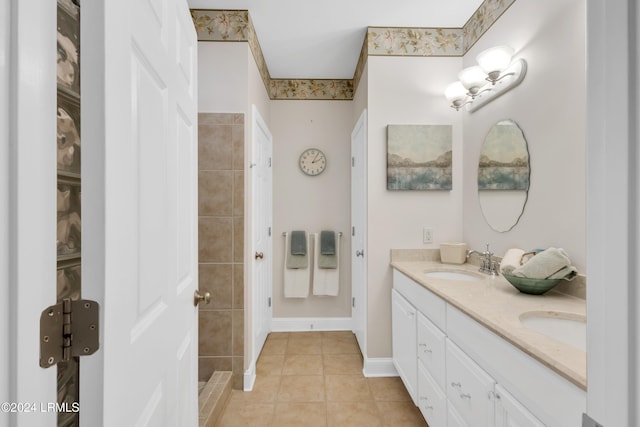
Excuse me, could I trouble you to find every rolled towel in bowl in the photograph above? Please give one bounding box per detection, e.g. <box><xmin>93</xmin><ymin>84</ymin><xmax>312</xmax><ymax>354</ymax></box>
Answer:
<box><xmin>500</xmin><ymin>248</ymin><xmax>525</xmax><ymax>274</ymax></box>
<box><xmin>511</xmin><ymin>247</ymin><xmax>577</xmax><ymax>280</ymax></box>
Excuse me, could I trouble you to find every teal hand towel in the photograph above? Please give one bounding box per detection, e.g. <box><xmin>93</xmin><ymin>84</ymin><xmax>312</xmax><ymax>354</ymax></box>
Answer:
<box><xmin>286</xmin><ymin>231</ymin><xmax>308</xmax><ymax>269</ymax></box>
<box><xmin>318</xmin><ymin>231</ymin><xmax>338</xmax><ymax>269</ymax></box>
<box><xmin>320</xmin><ymin>230</ymin><xmax>336</xmax><ymax>255</ymax></box>
<box><xmin>290</xmin><ymin>230</ymin><xmax>307</xmax><ymax>255</ymax></box>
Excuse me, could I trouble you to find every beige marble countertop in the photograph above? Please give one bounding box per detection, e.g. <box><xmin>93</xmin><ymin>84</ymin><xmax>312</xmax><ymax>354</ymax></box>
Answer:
<box><xmin>391</xmin><ymin>259</ymin><xmax>587</xmax><ymax>391</ymax></box>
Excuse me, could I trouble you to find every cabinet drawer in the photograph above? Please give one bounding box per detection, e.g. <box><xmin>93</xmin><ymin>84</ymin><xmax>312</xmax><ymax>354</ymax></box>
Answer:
<box><xmin>418</xmin><ymin>363</ymin><xmax>447</xmax><ymax>427</ymax></box>
<box><xmin>495</xmin><ymin>384</ymin><xmax>545</xmax><ymax>427</ymax></box>
<box><xmin>446</xmin><ymin>339</ymin><xmax>495</xmax><ymax>427</ymax></box>
<box><xmin>393</xmin><ymin>270</ymin><xmax>446</xmax><ymax>329</ymax></box>
<box><xmin>417</xmin><ymin>311</ymin><xmax>446</xmax><ymax>390</ymax></box>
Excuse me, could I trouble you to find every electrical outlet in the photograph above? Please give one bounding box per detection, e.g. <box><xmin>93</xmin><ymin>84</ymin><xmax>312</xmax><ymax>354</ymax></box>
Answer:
<box><xmin>423</xmin><ymin>227</ymin><xmax>433</xmax><ymax>244</ymax></box>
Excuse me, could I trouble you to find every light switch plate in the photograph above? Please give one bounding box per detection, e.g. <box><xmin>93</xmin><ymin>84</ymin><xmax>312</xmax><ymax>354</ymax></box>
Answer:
<box><xmin>423</xmin><ymin>227</ymin><xmax>433</xmax><ymax>244</ymax></box>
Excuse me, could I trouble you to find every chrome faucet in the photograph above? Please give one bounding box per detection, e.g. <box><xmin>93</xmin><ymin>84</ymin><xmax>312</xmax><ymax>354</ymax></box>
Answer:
<box><xmin>469</xmin><ymin>244</ymin><xmax>500</xmax><ymax>275</ymax></box>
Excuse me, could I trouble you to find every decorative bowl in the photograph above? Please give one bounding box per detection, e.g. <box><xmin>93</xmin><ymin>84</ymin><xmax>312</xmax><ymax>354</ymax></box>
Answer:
<box><xmin>501</xmin><ymin>273</ymin><xmax>562</xmax><ymax>295</ymax></box>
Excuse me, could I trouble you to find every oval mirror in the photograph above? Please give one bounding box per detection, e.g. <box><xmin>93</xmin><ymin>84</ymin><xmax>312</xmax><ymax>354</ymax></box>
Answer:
<box><xmin>477</xmin><ymin>119</ymin><xmax>530</xmax><ymax>232</ymax></box>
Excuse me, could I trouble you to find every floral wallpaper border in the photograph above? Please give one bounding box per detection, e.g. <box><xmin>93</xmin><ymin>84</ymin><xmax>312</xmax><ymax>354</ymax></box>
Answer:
<box><xmin>191</xmin><ymin>0</ymin><xmax>517</xmax><ymax>100</ymax></box>
<box><xmin>463</xmin><ymin>0</ymin><xmax>517</xmax><ymax>51</ymax></box>
<box><xmin>367</xmin><ymin>27</ymin><xmax>463</xmax><ymax>57</ymax></box>
<box><xmin>269</xmin><ymin>79</ymin><xmax>354</xmax><ymax>100</ymax></box>
<box><xmin>191</xmin><ymin>9</ymin><xmax>250</xmax><ymax>41</ymax></box>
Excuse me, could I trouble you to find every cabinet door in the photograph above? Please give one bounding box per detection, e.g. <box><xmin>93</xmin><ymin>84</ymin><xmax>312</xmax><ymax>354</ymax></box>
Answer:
<box><xmin>417</xmin><ymin>311</ymin><xmax>447</xmax><ymax>390</ymax></box>
<box><xmin>448</xmin><ymin>404</ymin><xmax>469</xmax><ymax>427</ymax></box>
<box><xmin>495</xmin><ymin>384</ymin><xmax>545</xmax><ymax>427</ymax></box>
<box><xmin>392</xmin><ymin>289</ymin><xmax>418</xmax><ymax>403</ymax></box>
<box><xmin>446</xmin><ymin>339</ymin><xmax>496</xmax><ymax>427</ymax></box>
<box><xmin>418</xmin><ymin>362</ymin><xmax>447</xmax><ymax>427</ymax></box>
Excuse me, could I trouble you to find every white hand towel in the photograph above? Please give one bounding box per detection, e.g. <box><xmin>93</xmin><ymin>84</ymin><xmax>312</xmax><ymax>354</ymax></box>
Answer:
<box><xmin>500</xmin><ymin>248</ymin><xmax>525</xmax><ymax>274</ymax></box>
<box><xmin>312</xmin><ymin>232</ymin><xmax>340</xmax><ymax>296</ymax></box>
<box><xmin>284</xmin><ymin>232</ymin><xmax>311</xmax><ymax>298</ymax></box>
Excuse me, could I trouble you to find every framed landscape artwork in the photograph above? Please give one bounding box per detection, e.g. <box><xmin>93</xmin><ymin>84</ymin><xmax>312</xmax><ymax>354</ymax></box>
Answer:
<box><xmin>387</xmin><ymin>124</ymin><xmax>453</xmax><ymax>190</ymax></box>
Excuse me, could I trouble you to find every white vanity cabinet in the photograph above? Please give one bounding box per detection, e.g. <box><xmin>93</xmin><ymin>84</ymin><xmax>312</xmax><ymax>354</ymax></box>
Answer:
<box><xmin>392</xmin><ymin>269</ymin><xmax>581</xmax><ymax>427</ymax></box>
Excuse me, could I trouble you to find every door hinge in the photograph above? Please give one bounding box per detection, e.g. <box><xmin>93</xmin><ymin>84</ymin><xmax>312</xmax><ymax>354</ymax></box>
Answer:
<box><xmin>352</xmin><ymin>297</ymin><xmax>355</xmax><ymax>308</ymax></box>
<box><xmin>268</xmin><ymin>157</ymin><xmax>272</xmax><ymax>167</ymax></box>
<box><xmin>268</xmin><ymin>297</ymin><xmax>272</xmax><ymax>307</ymax></box>
<box><xmin>40</xmin><ymin>298</ymin><xmax>100</xmax><ymax>368</ymax></box>
<box><xmin>352</xmin><ymin>157</ymin><xmax>355</xmax><ymax>167</ymax></box>
<box><xmin>352</xmin><ymin>226</ymin><xmax>355</xmax><ymax>236</ymax></box>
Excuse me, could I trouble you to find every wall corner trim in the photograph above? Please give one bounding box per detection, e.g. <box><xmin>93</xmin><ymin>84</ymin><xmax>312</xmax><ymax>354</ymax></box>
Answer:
<box><xmin>362</xmin><ymin>357</ymin><xmax>398</xmax><ymax>378</ymax></box>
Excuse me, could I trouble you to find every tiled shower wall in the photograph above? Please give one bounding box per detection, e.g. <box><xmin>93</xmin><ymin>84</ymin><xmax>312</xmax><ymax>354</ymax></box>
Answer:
<box><xmin>198</xmin><ymin>113</ymin><xmax>245</xmax><ymax>390</ymax></box>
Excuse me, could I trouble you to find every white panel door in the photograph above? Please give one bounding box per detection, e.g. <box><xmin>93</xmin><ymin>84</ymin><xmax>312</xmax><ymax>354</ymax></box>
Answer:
<box><xmin>351</xmin><ymin>109</ymin><xmax>367</xmax><ymax>355</ymax></box>
<box><xmin>0</xmin><ymin>0</ymin><xmax>9</xmax><ymax>417</ymax></box>
<box><xmin>4</xmin><ymin>0</ymin><xmax>58</xmax><ymax>425</ymax></box>
<box><xmin>250</xmin><ymin>105</ymin><xmax>273</xmax><ymax>378</ymax></box>
<box><xmin>81</xmin><ymin>0</ymin><xmax>199</xmax><ymax>425</ymax></box>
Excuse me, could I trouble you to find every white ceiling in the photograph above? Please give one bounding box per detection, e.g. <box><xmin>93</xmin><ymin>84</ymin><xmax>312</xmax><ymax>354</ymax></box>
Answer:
<box><xmin>187</xmin><ymin>0</ymin><xmax>484</xmax><ymax>79</ymax></box>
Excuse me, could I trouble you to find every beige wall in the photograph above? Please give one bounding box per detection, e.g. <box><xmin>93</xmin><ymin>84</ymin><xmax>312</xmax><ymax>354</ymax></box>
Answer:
<box><xmin>462</xmin><ymin>0</ymin><xmax>586</xmax><ymax>271</ymax></box>
<box><xmin>353</xmin><ymin>62</ymin><xmax>368</xmax><ymax>125</ymax></box>
<box><xmin>271</xmin><ymin>100</ymin><xmax>354</xmax><ymax>319</ymax></box>
<box><xmin>364</xmin><ymin>55</ymin><xmax>464</xmax><ymax>358</ymax></box>
<box><xmin>198</xmin><ymin>43</ymin><xmax>248</xmax><ymax>113</ymax></box>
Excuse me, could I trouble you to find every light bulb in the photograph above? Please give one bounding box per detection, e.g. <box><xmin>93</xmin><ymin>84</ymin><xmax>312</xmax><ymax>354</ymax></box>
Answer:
<box><xmin>476</xmin><ymin>46</ymin><xmax>514</xmax><ymax>81</ymax></box>
<box><xmin>445</xmin><ymin>81</ymin><xmax>467</xmax><ymax>102</ymax></box>
<box><xmin>458</xmin><ymin>66</ymin><xmax>488</xmax><ymax>96</ymax></box>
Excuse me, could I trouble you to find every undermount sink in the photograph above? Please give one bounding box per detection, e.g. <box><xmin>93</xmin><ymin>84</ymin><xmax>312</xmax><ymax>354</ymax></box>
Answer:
<box><xmin>423</xmin><ymin>270</ymin><xmax>483</xmax><ymax>282</ymax></box>
<box><xmin>519</xmin><ymin>311</ymin><xmax>586</xmax><ymax>351</ymax></box>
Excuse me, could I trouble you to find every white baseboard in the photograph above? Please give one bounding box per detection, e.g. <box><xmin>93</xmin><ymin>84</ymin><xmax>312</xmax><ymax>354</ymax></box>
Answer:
<box><xmin>271</xmin><ymin>317</ymin><xmax>353</xmax><ymax>332</ymax></box>
<box><xmin>243</xmin><ymin>364</ymin><xmax>256</xmax><ymax>392</ymax></box>
<box><xmin>363</xmin><ymin>357</ymin><xmax>398</xmax><ymax>377</ymax></box>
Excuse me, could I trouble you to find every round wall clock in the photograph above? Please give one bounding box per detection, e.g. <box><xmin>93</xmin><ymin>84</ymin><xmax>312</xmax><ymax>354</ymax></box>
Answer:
<box><xmin>299</xmin><ymin>148</ymin><xmax>327</xmax><ymax>176</ymax></box>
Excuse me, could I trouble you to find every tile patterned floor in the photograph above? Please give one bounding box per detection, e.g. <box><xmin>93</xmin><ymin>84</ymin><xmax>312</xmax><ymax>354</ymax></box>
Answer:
<box><xmin>215</xmin><ymin>331</ymin><xmax>428</xmax><ymax>427</ymax></box>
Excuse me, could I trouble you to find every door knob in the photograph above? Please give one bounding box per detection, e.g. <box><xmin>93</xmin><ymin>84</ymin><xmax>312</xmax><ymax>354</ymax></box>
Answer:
<box><xmin>255</xmin><ymin>252</ymin><xmax>264</xmax><ymax>260</ymax></box>
<box><xmin>356</xmin><ymin>250</ymin><xmax>364</xmax><ymax>257</ymax></box>
<box><xmin>193</xmin><ymin>290</ymin><xmax>211</xmax><ymax>307</ymax></box>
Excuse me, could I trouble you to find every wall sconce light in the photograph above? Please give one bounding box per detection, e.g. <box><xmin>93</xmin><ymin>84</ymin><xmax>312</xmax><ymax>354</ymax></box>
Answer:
<box><xmin>445</xmin><ymin>45</ymin><xmax>527</xmax><ymax>112</ymax></box>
